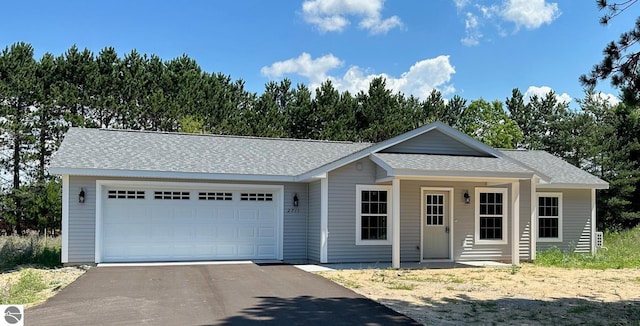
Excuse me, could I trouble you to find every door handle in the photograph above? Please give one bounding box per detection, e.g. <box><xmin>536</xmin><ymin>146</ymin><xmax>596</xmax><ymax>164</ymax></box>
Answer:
<box><xmin>445</xmin><ymin>226</ymin><xmax>450</xmax><ymax>233</ymax></box>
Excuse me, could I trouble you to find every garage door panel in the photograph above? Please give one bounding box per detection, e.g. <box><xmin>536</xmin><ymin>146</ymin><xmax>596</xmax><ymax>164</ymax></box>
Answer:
<box><xmin>259</xmin><ymin>227</ymin><xmax>275</xmax><ymax>238</ymax></box>
<box><xmin>238</xmin><ymin>209</ymin><xmax>258</xmax><ymax>222</ymax></box>
<box><xmin>216</xmin><ymin>207</ymin><xmax>236</xmax><ymax>221</ymax></box>
<box><xmin>102</xmin><ymin>186</ymin><xmax>280</xmax><ymax>262</ymax></box>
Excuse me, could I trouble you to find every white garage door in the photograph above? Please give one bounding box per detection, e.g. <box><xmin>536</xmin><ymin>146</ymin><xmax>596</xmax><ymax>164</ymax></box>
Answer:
<box><xmin>100</xmin><ymin>184</ymin><xmax>281</xmax><ymax>262</ymax></box>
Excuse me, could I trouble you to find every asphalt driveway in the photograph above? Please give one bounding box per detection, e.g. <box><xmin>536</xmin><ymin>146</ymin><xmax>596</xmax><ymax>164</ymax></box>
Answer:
<box><xmin>26</xmin><ymin>263</ymin><xmax>420</xmax><ymax>325</ymax></box>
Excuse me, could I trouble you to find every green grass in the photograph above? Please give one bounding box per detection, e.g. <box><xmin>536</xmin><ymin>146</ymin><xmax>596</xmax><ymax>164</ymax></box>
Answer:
<box><xmin>535</xmin><ymin>226</ymin><xmax>640</xmax><ymax>269</ymax></box>
<box><xmin>0</xmin><ymin>269</ymin><xmax>48</xmax><ymax>304</ymax></box>
<box><xmin>0</xmin><ymin>235</ymin><xmax>61</xmax><ymax>270</ymax></box>
<box><xmin>386</xmin><ymin>282</ymin><xmax>416</xmax><ymax>290</ymax></box>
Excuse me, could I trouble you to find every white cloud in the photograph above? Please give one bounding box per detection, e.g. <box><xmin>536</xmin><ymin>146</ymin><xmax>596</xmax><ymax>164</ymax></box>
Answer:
<box><xmin>589</xmin><ymin>92</ymin><xmax>621</xmax><ymax>106</ymax></box>
<box><xmin>500</xmin><ymin>0</ymin><xmax>560</xmax><ymax>30</ymax></box>
<box><xmin>455</xmin><ymin>0</ymin><xmax>560</xmax><ymax>46</ymax></box>
<box><xmin>524</xmin><ymin>86</ymin><xmax>572</xmax><ymax>104</ymax></box>
<box><xmin>260</xmin><ymin>53</ymin><xmax>343</xmax><ymax>83</ymax></box>
<box><xmin>261</xmin><ymin>53</ymin><xmax>456</xmax><ymax>99</ymax></box>
<box><xmin>454</xmin><ymin>0</ymin><xmax>470</xmax><ymax>9</ymax></box>
<box><xmin>461</xmin><ymin>12</ymin><xmax>482</xmax><ymax>46</ymax></box>
<box><xmin>302</xmin><ymin>0</ymin><xmax>402</xmax><ymax>34</ymax></box>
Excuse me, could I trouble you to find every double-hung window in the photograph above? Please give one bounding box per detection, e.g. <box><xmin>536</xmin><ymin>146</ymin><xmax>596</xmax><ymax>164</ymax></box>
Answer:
<box><xmin>356</xmin><ymin>185</ymin><xmax>392</xmax><ymax>245</ymax></box>
<box><xmin>537</xmin><ymin>193</ymin><xmax>562</xmax><ymax>242</ymax></box>
<box><xmin>475</xmin><ymin>188</ymin><xmax>508</xmax><ymax>244</ymax></box>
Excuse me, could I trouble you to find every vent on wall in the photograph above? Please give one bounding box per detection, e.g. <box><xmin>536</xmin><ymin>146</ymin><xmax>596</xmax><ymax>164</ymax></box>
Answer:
<box><xmin>198</xmin><ymin>192</ymin><xmax>233</xmax><ymax>201</ymax></box>
<box><xmin>595</xmin><ymin>231</ymin><xmax>604</xmax><ymax>248</ymax></box>
<box><xmin>240</xmin><ymin>193</ymin><xmax>273</xmax><ymax>201</ymax></box>
<box><xmin>154</xmin><ymin>191</ymin><xmax>190</xmax><ymax>200</ymax></box>
<box><xmin>108</xmin><ymin>190</ymin><xmax>145</xmax><ymax>199</ymax></box>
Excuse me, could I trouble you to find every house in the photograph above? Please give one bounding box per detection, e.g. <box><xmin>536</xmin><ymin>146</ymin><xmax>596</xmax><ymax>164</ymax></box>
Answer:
<box><xmin>48</xmin><ymin>122</ymin><xmax>609</xmax><ymax>267</ymax></box>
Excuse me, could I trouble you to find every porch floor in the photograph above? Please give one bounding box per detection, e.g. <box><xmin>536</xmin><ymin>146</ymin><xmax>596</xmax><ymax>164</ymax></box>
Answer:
<box><xmin>295</xmin><ymin>261</ymin><xmax>510</xmax><ymax>272</ymax></box>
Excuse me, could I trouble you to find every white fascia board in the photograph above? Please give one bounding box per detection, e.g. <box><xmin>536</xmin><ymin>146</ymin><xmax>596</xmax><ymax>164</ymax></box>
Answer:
<box><xmin>368</xmin><ymin>154</ymin><xmax>393</xmax><ymax>175</ymax></box>
<box><xmin>48</xmin><ymin>168</ymin><xmax>297</xmax><ymax>183</ymax></box>
<box><xmin>392</xmin><ymin>169</ymin><xmax>535</xmax><ymax>180</ymax></box>
<box><xmin>537</xmin><ymin>183</ymin><xmax>609</xmax><ymax>190</ymax></box>
<box><xmin>395</xmin><ymin>175</ymin><xmax>523</xmax><ymax>183</ymax></box>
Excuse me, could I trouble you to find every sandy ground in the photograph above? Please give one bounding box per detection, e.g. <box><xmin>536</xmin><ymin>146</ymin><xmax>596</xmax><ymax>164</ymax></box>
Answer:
<box><xmin>319</xmin><ymin>264</ymin><xmax>640</xmax><ymax>325</ymax></box>
<box><xmin>0</xmin><ymin>266</ymin><xmax>87</xmax><ymax>307</ymax></box>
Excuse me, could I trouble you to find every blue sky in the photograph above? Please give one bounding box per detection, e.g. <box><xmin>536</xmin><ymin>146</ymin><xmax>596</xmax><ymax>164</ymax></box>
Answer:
<box><xmin>1</xmin><ymin>0</ymin><xmax>633</xmax><ymax>108</ymax></box>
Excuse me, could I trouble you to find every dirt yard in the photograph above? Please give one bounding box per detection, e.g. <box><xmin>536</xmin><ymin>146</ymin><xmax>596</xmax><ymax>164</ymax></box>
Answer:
<box><xmin>319</xmin><ymin>264</ymin><xmax>640</xmax><ymax>325</ymax></box>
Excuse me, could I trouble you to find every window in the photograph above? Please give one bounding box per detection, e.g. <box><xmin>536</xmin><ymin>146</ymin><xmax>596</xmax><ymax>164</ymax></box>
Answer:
<box><xmin>356</xmin><ymin>185</ymin><xmax>392</xmax><ymax>245</ymax></box>
<box><xmin>475</xmin><ymin>188</ymin><xmax>508</xmax><ymax>244</ymax></box>
<box><xmin>537</xmin><ymin>193</ymin><xmax>562</xmax><ymax>242</ymax></box>
<box><xmin>107</xmin><ymin>190</ymin><xmax>145</xmax><ymax>199</ymax></box>
<box><xmin>425</xmin><ymin>194</ymin><xmax>445</xmax><ymax>225</ymax></box>
<box><xmin>240</xmin><ymin>193</ymin><xmax>273</xmax><ymax>201</ymax></box>
<box><xmin>154</xmin><ymin>191</ymin><xmax>190</xmax><ymax>200</ymax></box>
<box><xmin>199</xmin><ymin>192</ymin><xmax>233</xmax><ymax>201</ymax></box>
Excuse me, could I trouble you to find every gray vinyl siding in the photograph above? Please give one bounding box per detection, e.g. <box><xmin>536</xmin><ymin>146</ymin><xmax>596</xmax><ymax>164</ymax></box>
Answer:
<box><xmin>282</xmin><ymin>183</ymin><xmax>308</xmax><ymax>262</ymax></box>
<box><xmin>536</xmin><ymin>189</ymin><xmax>593</xmax><ymax>253</ymax></box>
<box><xmin>399</xmin><ymin>181</ymin><xmax>421</xmax><ymax>262</ymax></box>
<box><xmin>375</xmin><ymin>165</ymin><xmax>388</xmax><ymax>180</ymax></box>
<box><xmin>327</xmin><ymin>158</ymin><xmax>391</xmax><ymax>262</ymax></box>
<box><xmin>307</xmin><ymin>180</ymin><xmax>321</xmax><ymax>263</ymax></box>
<box><xmin>66</xmin><ymin>175</ymin><xmax>309</xmax><ymax>263</ymax></box>
<box><xmin>381</xmin><ymin>129</ymin><xmax>489</xmax><ymax>156</ymax></box>
<box><xmin>67</xmin><ymin>176</ymin><xmax>98</xmax><ymax>263</ymax></box>
<box><xmin>519</xmin><ymin>180</ymin><xmax>532</xmax><ymax>261</ymax></box>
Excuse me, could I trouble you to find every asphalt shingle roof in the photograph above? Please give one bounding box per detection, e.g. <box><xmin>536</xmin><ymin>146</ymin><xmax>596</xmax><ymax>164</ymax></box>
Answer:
<box><xmin>49</xmin><ymin>128</ymin><xmax>372</xmax><ymax>177</ymax></box>
<box><xmin>372</xmin><ymin>153</ymin><xmax>533</xmax><ymax>174</ymax></box>
<box><xmin>49</xmin><ymin>127</ymin><xmax>609</xmax><ymax>188</ymax></box>
<box><xmin>499</xmin><ymin>150</ymin><xmax>609</xmax><ymax>187</ymax></box>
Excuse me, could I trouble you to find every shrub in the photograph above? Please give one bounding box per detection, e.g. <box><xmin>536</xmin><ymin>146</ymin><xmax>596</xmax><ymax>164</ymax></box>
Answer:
<box><xmin>0</xmin><ymin>234</ymin><xmax>61</xmax><ymax>270</ymax></box>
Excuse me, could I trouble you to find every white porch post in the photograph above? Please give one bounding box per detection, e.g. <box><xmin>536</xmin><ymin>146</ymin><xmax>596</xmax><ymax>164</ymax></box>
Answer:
<box><xmin>591</xmin><ymin>189</ymin><xmax>596</xmax><ymax>254</ymax></box>
<box><xmin>61</xmin><ymin>175</ymin><xmax>70</xmax><ymax>264</ymax></box>
<box><xmin>320</xmin><ymin>177</ymin><xmax>329</xmax><ymax>263</ymax></box>
<box><xmin>392</xmin><ymin>178</ymin><xmax>401</xmax><ymax>268</ymax></box>
<box><xmin>530</xmin><ymin>178</ymin><xmax>537</xmax><ymax>261</ymax></box>
<box><xmin>511</xmin><ymin>180</ymin><xmax>520</xmax><ymax>265</ymax></box>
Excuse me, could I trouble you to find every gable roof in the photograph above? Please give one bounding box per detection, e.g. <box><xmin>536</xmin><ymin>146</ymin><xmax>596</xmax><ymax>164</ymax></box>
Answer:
<box><xmin>48</xmin><ymin>122</ymin><xmax>609</xmax><ymax>188</ymax></box>
<box><xmin>500</xmin><ymin>150</ymin><xmax>609</xmax><ymax>189</ymax></box>
<box><xmin>48</xmin><ymin>128</ymin><xmax>371</xmax><ymax>181</ymax></box>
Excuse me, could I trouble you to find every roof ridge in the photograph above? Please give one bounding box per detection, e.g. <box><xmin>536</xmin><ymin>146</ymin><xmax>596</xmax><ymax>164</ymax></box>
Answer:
<box><xmin>73</xmin><ymin>127</ymin><xmax>370</xmax><ymax>145</ymax></box>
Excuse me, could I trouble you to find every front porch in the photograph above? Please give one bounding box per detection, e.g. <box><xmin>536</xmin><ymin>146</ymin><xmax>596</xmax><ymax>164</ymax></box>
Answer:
<box><xmin>385</xmin><ymin>177</ymin><xmax>538</xmax><ymax>268</ymax></box>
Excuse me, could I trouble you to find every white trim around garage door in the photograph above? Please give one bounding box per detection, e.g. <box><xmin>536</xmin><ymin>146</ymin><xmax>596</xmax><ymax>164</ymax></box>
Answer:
<box><xmin>94</xmin><ymin>180</ymin><xmax>285</xmax><ymax>263</ymax></box>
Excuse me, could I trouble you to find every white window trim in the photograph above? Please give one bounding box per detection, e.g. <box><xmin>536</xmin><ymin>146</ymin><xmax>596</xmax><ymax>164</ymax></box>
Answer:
<box><xmin>356</xmin><ymin>184</ymin><xmax>392</xmax><ymax>245</ymax></box>
<box><xmin>475</xmin><ymin>187</ymin><xmax>508</xmax><ymax>245</ymax></box>
<box><xmin>536</xmin><ymin>192</ymin><xmax>563</xmax><ymax>242</ymax></box>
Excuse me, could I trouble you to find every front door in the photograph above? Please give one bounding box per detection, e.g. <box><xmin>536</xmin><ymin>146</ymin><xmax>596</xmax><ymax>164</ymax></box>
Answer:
<box><xmin>422</xmin><ymin>190</ymin><xmax>450</xmax><ymax>260</ymax></box>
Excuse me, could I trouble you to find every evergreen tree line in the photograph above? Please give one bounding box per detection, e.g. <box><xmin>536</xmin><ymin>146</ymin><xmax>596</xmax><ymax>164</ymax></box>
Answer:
<box><xmin>0</xmin><ymin>42</ymin><xmax>638</xmax><ymax>233</ymax></box>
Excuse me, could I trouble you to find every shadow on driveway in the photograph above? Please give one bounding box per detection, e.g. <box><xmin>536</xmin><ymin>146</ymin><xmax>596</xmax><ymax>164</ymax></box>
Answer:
<box><xmin>217</xmin><ymin>295</ymin><xmax>417</xmax><ymax>325</ymax></box>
